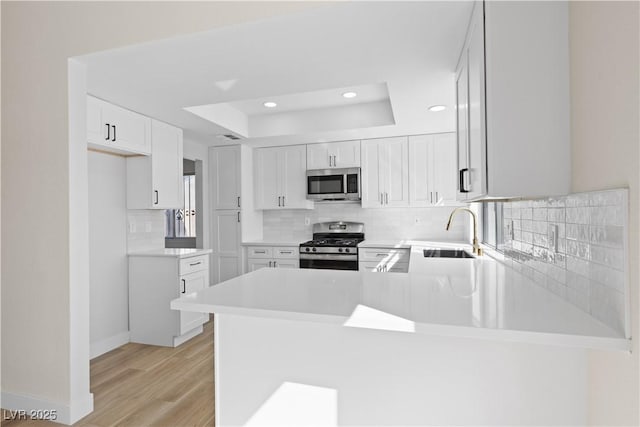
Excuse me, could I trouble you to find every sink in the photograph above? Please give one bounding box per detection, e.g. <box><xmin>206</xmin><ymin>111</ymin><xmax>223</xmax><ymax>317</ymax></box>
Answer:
<box><xmin>423</xmin><ymin>249</ymin><xmax>475</xmax><ymax>259</ymax></box>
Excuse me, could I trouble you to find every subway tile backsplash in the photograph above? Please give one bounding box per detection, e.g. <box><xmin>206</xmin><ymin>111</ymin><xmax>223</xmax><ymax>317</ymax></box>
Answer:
<box><xmin>262</xmin><ymin>203</ymin><xmax>468</xmax><ymax>243</ymax></box>
<box><xmin>127</xmin><ymin>210</ymin><xmax>166</xmax><ymax>253</ymax></box>
<box><xmin>502</xmin><ymin>188</ymin><xmax>629</xmax><ymax>336</ymax></box>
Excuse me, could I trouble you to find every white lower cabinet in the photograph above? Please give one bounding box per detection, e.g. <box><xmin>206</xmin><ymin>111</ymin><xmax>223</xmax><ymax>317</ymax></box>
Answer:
<box><xmin>358</xmin><ymin>247</ymin><xmax>411</xmax><ymax>273</ymax></box>
<box><xmin>129</xmin><ymin>253</ymin><xmax>210</xmax><ymax>347</ymax></box>
<box><xmin>247</xmin><ymin>245</ymin><xmax>299</xmax><ymax>271</ymax></box>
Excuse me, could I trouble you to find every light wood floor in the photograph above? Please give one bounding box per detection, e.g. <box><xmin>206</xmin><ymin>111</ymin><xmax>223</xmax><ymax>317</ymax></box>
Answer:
<box><xmin>2</xmin><ymin>318</ymin><xmax>215</xmax><ymax>427</ymax></box>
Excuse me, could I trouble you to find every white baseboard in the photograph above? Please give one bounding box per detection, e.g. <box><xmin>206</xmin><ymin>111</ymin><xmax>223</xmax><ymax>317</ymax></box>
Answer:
<box><xmin>90</xmin><ymin>331</ymin><xmax>130</xmax><ymax>359</ymax></box>
<box><xmin>1</xmin><ymin>391</ymin><xmax>94</xmax><ymax>425</ymax></box>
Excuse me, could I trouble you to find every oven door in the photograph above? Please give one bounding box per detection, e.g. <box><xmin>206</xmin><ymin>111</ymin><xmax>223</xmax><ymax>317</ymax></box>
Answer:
<box><xmin>300</xmin><ymin>254</ymin><xmax>358</xmax><ymax>270</ymax></box>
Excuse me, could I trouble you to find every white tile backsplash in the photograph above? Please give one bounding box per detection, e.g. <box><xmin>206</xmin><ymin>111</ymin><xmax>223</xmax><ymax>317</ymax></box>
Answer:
<box><xmin>262</xmin><ymin>203</ymin><xmax>468</xmax><ymax>243</ymax></box>
<box><xmin>501</xmin><ymin>188</ymin><xmax>629</xmax><ymax>335</ymax></box>
<box><xmin>127</xmin><ymin>210</ymin><xmax>166</xmax><ymax>252</ymax></box>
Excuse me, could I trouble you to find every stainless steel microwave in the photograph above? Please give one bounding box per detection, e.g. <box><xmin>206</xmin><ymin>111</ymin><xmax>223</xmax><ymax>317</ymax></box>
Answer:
<box><xmin>306</xmin><ymin>168</ymin><xmax>361</xmax><ymax>201</ymax></box>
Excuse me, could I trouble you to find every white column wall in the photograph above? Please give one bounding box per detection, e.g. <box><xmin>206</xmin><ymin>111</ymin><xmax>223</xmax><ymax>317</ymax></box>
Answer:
<box><xmin>0</xmin><ymin>2</ymin><xmax>321</xmax><ymax>424</ymax></box>
<box><xmin>569</xmin><ymin>2</ymin><xmax>640</xmax><ymax>425</ymax></box>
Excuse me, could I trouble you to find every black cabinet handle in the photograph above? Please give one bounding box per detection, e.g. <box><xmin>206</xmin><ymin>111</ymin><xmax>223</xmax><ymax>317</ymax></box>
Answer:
<box><xmin>154</xmin><ymin>190</ymin><xmax>159</xmax><ymax>205</ymax></box>
<box><xmin>459</xmin><ymin>168</ymin><xmax>469</xmax><ymax>193</ymax></box>
<box><xmin>105</xmin><ymin>123</ymin><xmax>110</xmax><ymax>140</ymax></box>
<box><xmin>181</xmin><ymin>279</ymin><xmax>186</xmax><ymax>294</ymax></box>
<box><xmin>278</xmin><ymin>196</ymin><xmax>281</xmax><ymax>207</ymax></box>
<box><xmin>237</xmin><ymin>212</ymin><xmax>240</xmax><ymax>223</ymax></box>
<box><xmin>112</xmin><ymin>125</ymin><xmax>116</xmax><ymax>142</ymax></box>
<box><xmin>189</xmin><ymin>261</ymin><xmax>202</xmax><ymax>266</ymax></box>
<box><xmin>282</xmin><ymin>196</ymin><xmax>285</xmax><ymax>207</ymax></box>
<box><xmin>237</xmin><ymin>196</ymin><xmax>240</xmax><ymax>208</ymax></box>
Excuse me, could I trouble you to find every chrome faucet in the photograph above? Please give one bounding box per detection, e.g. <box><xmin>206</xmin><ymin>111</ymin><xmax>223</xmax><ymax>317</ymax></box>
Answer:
<box><xmin>445</xmin><ymin>207</ymin><xmax>483</xmax><ymax>256</ymax></box>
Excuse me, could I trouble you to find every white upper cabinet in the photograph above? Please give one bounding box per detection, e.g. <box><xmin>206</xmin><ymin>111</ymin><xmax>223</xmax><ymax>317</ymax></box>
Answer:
<box><xmin>87</xmin><ymin>95</ymin><xmax>151</xmax><ymax>156</ymax></box>
<box><xmin>255</xmin><ymin>145</ymin><xmax>312</xmax><ymax>210</ymax></box>
<box><xmin>456</xmin><ymin>1</ymin><xmax>570</xmax><ymax>201</ymax></box>
<box><xmin>306</xmin><ymin>140</ymin><xmax>360</xmax><ymax>169</ymax></box>
<box><xmin>127</xmin><ymin>119</ymin><xmax>183</xmax><ymax>209</ymax></box>
<box><xmin>409</xmin><ymin>133</ymin><xmax>457</xmax><ymax>206</ymax></box>
<box><xmin>210</xmin><ymin>146</ymin><xmax>241</xmax><ymax>210</ymax></box>
<box><xmin>361</xmin><ymin>137</ymin><xmax>409</xmax><ymax>208</ymax></box>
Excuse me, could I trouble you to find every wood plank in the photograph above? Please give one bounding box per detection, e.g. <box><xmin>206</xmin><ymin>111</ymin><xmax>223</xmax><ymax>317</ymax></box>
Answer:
<box><xmin>1</xmin><ymin>319</ymin><xmax>215</xmax><ymax>426</ymax></box>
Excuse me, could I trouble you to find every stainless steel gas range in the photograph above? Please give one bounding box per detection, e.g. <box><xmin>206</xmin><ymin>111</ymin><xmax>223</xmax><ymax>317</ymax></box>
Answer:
<box><xmin>299</xmin><ymin>221</ymin><xmax>364</xmax><ymax>271</ymax></box>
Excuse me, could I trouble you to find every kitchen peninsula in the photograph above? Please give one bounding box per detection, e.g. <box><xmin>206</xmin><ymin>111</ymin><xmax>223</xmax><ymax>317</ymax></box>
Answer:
<box><xmin>171</xmin><ymin>244</ymin><xmax>629</xmax><ymax>426</ymax></box>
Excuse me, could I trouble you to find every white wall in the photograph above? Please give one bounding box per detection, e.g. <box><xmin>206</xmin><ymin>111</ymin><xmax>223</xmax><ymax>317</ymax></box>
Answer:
<box><xmin>1</xmin><ymin>2</ymin><xmax>322</xmax><ymax>423</ymax></box>
<box><xmin>568</xmin><ymin>2</ymin><xmax>640</xmax><ymax>425</ymax></box>
<box><xmin>88</xmin><ymin>152</ymin><xmax>129</xmax><ymax>359</ymax></box>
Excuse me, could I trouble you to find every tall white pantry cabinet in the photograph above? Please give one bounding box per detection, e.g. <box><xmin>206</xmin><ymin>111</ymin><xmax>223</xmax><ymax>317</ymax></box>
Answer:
<box><xmin>209</xmin><ymin>145</ymin><xmax>265</xmax><ymax>283</ymax></box>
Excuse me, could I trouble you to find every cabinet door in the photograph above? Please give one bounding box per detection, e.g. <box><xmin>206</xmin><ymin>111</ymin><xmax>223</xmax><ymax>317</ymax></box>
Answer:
<box><xmin>279</xmin><ymin>145</ymin><xmax>308</xmax><ymax>209</ymax></box>
<box><xmin>217</xmin><ymin>256</ymin><xmax>241</xmax><ymax>282</ymax></box>
<box><xmin>381</xmin><ymin>137</ymin><xmax>409</xmax><ymax>207</ymax></box>
<box><xmin>254</xmin><ymin>147</ymin><xmax>280</xmax><ymax>209</ymax></box>
<box><xmin>102</xmin><ymin>102</ymin><xmax>151</xmax><ymax>155</ymax></box>
<box><xmin>409</xmin><ymin>135</ymin><xmax>435</xmax><ymax>206</ymax></box>
<box><xmin>248</xmin><ymin>259</ymin><xmax>272</xmax><ymax>272</ymax></box>
<box><xmin>210</xmin><ymin>146</ymin><xmax>241</xmax><ymax>210</ymax></box>
<box><xmin>432</xmin><ymin>133</ymin><xmax>458</xmax><ymax>204</ymax></box>
<box><xmin>87</xmin><ymin>96</ymin><xmax>151</xmax><ymax>155</ymax></box>
<box><xmin>331</xmin><ymin>140</ymin><xmax>361</xmax><ymax>168</ymax></box>
<box><xmin>306</xmin><ymin>143</ymin><xmax>330</xmax><ymax>170</ymax></box>
<box><xmin>151</xmin><ymin>120</ymin><xmax>183</xmax><ymax>209</ymax></box>
<box><xmin>466</xmin><ymin>2</ymin><xmax>487</xmax><ymax>200</ymax></box>
<box><xmin>178</xmin><ymin>270</ymin><xmax>207</xmax><ymax>335</ymax></box>
<box><xmin>456</xmin><ymin>54</ymin><xmax>470</xmax><ymax>202</ymax></box>
<box><xmin>361</xmin><ymin>141</ymin><xmax>383</xmax><ymax>208</ymax></box>
<box><xmin>211</xmin><ymin>210</ymin><xmax>241</xmax><ymax>284</ymax></box>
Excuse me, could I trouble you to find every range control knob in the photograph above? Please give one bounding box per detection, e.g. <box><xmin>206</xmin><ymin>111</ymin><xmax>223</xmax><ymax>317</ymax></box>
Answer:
<box><xmin>345</xmin><ymin>248</ymin><xmax>350</xmax><ymax>253</ymax></box>
<box><xmin>305</xmin><ymin>247</ymin><xmax>310</xmax><ymax>252</ymax></box>
<box><xmin>338</xmin><ymin>248</ymin><xmax>343</xmax><ymax>253</ymax></box>
<box><xmin>312</xmin><ymin>248</ymin><xmax>317</xmax><ymax>252</ymax></box>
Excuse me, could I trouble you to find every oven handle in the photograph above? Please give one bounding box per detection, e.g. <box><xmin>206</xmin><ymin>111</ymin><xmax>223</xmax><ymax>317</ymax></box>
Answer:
<box><xmin>299</xmin><ymin>253</ymin><xmax>358</xmax><ymax>261</ymax></box>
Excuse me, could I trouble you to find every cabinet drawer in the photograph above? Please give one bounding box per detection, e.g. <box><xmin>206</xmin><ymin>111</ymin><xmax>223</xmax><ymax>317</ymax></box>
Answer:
<box><xmin>359</xmin><ymin>261</ymin><xmax>409</xmax><ymax>273</ymax></box>
<box><xmin>247</xmin><ymin>246</ymin><xmax>273</xmax><ymax>259</ymax></box>
<box><xmin>179</xmin><ymin>255</ymin><xmax>208</xmax><ymax>275</ymax></box>
<box><xmin>273</xmin><ymin>247</ymin><xmax>298</xmax><ymax>259</ymax></box>
<box><xmin>359</xmin><ymin>248</ymin><xmax>410</xmax><ymax>264</ymax></box>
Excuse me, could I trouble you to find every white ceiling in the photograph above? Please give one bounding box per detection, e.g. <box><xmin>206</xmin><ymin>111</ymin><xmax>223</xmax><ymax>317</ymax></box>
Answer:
<box><xmin>78</xmin><ymin>1</ymin><xmax>473</xmax><ymax>147</ymax></box>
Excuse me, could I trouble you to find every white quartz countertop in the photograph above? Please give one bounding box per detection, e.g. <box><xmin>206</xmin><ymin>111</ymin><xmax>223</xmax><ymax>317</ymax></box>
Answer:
<box><xmin>128</xmin><ymin>248</ymin><xmax>212</xmax><ymax>258</ymax></box>
<box><xmin>172</xmin><ymin>251</ymin><xmax>630</xmax><ymax>351</ymax></box>
<box><xmin>242</xmin><ymin>240</ymin><xmax>305</xmax><ymax>247</ymax></box>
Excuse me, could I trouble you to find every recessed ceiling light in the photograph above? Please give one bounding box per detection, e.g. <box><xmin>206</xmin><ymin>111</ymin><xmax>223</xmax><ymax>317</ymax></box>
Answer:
<box><xmin>428</xmin><ymin>105</ymin><xmax>447</xmax><ymax>112</ymax></box>
<box><xmin>342</xmin><ymin>92</ymin><xmax>357</xmax><ymax>99</ymax></box>
<box><xmin>263</xmin><ymin>101</ymin><xmax>277</xmax><ymax>108</ymax></box>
